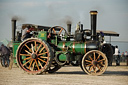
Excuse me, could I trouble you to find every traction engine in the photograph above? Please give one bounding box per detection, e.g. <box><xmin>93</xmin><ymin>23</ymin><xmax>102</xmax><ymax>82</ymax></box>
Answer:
<box><xmin>11</xmin><ymin>11</ymin><xmax>118</xmax><ymax>76</ymax></box>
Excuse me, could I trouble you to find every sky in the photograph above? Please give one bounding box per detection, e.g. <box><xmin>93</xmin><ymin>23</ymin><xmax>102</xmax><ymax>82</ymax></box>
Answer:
<box><xmin>0</xmin><ymin>0</ymin><xmax>128</xmax><ymax>43</ymax></box>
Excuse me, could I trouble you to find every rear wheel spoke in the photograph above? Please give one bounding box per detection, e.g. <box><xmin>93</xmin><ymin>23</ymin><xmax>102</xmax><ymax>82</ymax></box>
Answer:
<box><xmin>23</xmin><ymin>57</ymin><xmax>31</xmax><ymax>61</ymax></box>
<box><xmin>35</xmin><ymin>41</ymin><xmax>37</xmax><ymax>51</ymax></box>
<box><xmin>23</xmin><ymin>59</ymin><xmax>32</xmax><ymax>66</ymax></box>
<box><xmin>38</xmin><ymin>60</ymin><xmax>43</xmax><ymax>68</ymax></box>
<box><xmin>20</xmin><ymin>54</ymin><xmax>31</xmax><ymax>56</ymax></box>
<box><xmin>31</xmin><ymin>44</ymin><xmax>34</xmax><ymax>53</ymax></box>
<box><xmin>38</xmin><ymin>58</ymin><xmax>47</xmax><ymax>63</ymax></box>
<box><xmin>25</xmin><ymin>44</ymin><xmax>32</xmax><ymax>52</ymax></box>
<box><xmin>38</xmin><ymin>52</ymin><xmax>48</xmax><ymax>56</ymax></box>
<box><xmin>36</xmin><ymin>44</ymin><xmax>42</xmax><ymax>54</ymax></box>
<box><xmin>39</xmin><ymin>47</ymin><xmax>45</xmax><ymax>53</ymax></box>
<box><xmin>28</xmin><ymin>59</ymin><xmax>34</xmax><ymax>69</ymax></box>
<box><xmin>35</xmin><ymin>60</ymin><xmax>39</xmax><ymax>70</ymax></box>
<box><xmin>32</xmin><ymin>61</ymin><xmax>36</xmax><ymax>71</ymax></box>
<box><xmin>25</xmin><ymin>50</ymin><xmax>32</xmax><ymax>55</ymax></box>
<box><xmin>40</xmin><ymin>56</ymin><xmax>48</xmax><ymax>59</ymax></box>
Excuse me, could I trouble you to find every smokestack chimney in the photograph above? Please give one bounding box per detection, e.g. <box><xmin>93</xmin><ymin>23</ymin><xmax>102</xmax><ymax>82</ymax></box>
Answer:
<box><xmin>90</xmin><ymin>11</ymin><xmax>98</xmax><ymax>41</ymax></box>
<box><xmin>67</xmin><ymin>24</ymin><xmax>71</xmax><ymax>35</ymax></box>
<box><xmin>81</xmin><ymin>24</ymin><xmax>83</xmax><ymax>32</ymax></box>
<box><xmin>11</xmin><ymin>19</ymin><xmax>16</xmax><ymax>42</ymax></box>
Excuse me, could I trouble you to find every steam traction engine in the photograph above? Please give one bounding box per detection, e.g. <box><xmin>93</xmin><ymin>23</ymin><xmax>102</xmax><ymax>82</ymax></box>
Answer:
<box><xmin>12</xmin><ymin>11</ymin><xmax>117</xmax><ymax>76</ymax></box>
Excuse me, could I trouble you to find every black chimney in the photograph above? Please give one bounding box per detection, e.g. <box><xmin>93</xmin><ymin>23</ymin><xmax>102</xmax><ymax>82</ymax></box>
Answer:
<box><xmin>80</xmin><ymin>24</ymin><xmax>83</xmax><ymax>32</ymax></box>
<box><xmin>67</xmin><ymin>24</ymin><xmax>71</xmax><ymax>35</ymax></box>
<box><xmin>90</xmin><ymin>11</ymin><xmax>98</xmax><ymax>41</ymax></box>
<box><xmin>11</xmin><ymin>20</ymin><xmax>16</xmax><ymax>42</ymax></box>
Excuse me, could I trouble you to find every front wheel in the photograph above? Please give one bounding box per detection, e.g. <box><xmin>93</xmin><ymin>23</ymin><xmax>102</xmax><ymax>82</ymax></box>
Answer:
<box><xmin>82</xmin><ymin>50</ymin><xmax>108</xmax><ymax>76</ymax></box>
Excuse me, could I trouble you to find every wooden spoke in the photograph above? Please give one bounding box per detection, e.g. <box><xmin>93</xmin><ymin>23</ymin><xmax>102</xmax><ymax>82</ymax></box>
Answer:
<box><xmin>38</xmin><ymin>60</ymin><xmax>43</xmax><ymax>68</ymax></box>
<box><xmin>86</xmin><ymin>63</ymin><xmax>92</xmax><ymax>67</ymax></box>
<box><xmin>23</xmin><ymin>57</ymin><xmax>31</xmax><ymax>61</ymax></box>
<box><xmin>96</xmin><ymin>54</ymin><xmax>101</xmax><ymax>61</ymax></box>
<box><xmin>89</xmin><ymin>56</ymin><xmax>93</xmax><ymax>61</ymax></box>
<box><xmin>97</xmin><ymin>65</ymin><xmax>103</xmax><ymax>72</ymax></box>
<box><xmin>93</xmin><ymin>52</ymin><xmax>96</xmax><ymax>60</ymax></box>
<box><xmin>38</xmin><ymin>52</ymin><xmax>48</xmax><ymax>56</ymax></box>
<box><xmin>58</xmin><ymin>28</ymin><xmax>63</xmax><ymax>35</ymax></box>
<box><xmin>89</xmin><ymin>66</ymin><xmax>93</xmax><ymax>72</ymax></box>
<box><xmin>93</xmin><ymin>66</ymin><xmax>96</xmax><ymax>73</ymax></box>
<box><xmin>28</xmin><ymin>59</ymin><xmax>34</xmax><ymax>69</ymax></box>
<box><xmin>32</xmin><ymin>61</ymin><xmax>36</xmax><ymax>71</ymax></box>
<box><xmin>25</xmin><ymin>50</ymin><xmax>32</xmax><ymax>55</ymax></box>
<box><xmin>31</xmin><ymin>44</ymin><xmax>34</xmax><ymax>53</ymax></box>
<box><xmin>35</xmin><ymin>60</ymin><xmax>39</xmax><ymax>70</ymax></box>
<box><xmin>23</xmin><ymin>59</ymin><xmax>32</xmax><ymax>66</ymax></box>
<box><xmin>35</xmin><ymin>41</ymin><xmax>37</xmax><ymax>51</ymax></box>
<box><xmin>99</xmin><ymin>62</ymin><xmax>104</xmax><ymax>67</ymax></box>
<box><xmin>40</xmin><ymin>56</ymin><xmax>48</xmax><ymax>59</ymax></box>
<box><xmin>98</xmin><ymin>59</ymin><xmax>105</xmax><ymax>63</ymax></box>
<box><xmin>53</xmin><ymin>28</ymin><xmax>56</xmax><ymax>34</ymax></box>
<box><xmin>85</xmin><ymin>60</ymin><xmax>92</xmax><ymax>63</ymax></box>
<box><xmin>25</xmin><ymin>44</ymin><xmax>32</xmax><ymax>52</ymax></box>
<box><xmin>38</xmin><ymin>58</ymin><xmax>47</xmax><ymax>63</ymax></box>
<box><xmin>20</xmin><ymin>54</ymin><xmax>31</xmax><ymax>56</ymax></box>
<box><xmin>36</xmin><ymin>44</ymin><xmax>42</xmax><ymax>54</ymax></box>
<box><xmin>39</xmin><ymin>47</ymin><xmax>45</xmax><ymax>53</ymax></box>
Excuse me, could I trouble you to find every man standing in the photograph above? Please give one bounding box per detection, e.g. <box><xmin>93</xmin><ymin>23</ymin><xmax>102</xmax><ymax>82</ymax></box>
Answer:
<box><xmin>114</xmin><ymin>45</ymin><xmax>120</xmax><ymax>66</ymax></box>
<box><xmin>0</xmin><ymin>44</ymin><xmax>10</xmax><ymax>67</ymax></box>
<box><xmin>124</xmin><ymin>51</ymin><xmax>128</xmax><ymax>66</ymax></box>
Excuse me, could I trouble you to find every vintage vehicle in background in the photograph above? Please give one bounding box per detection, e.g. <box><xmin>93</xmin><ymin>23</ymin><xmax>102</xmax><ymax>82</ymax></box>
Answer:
<box><xmin>10</xmin><ymin>11</ymin><xmax>119</xmax><ymax>75</ymax></box>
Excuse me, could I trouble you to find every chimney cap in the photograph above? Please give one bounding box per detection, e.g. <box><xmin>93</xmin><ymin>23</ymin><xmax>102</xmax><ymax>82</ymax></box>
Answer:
<box><xmin>90</xmin><ymin>11</ymin><xmax>98</xmax><ymax>15</ymax></box>
<box><xmin>11</xmin><ymin>19</ymin><xmax>17</xmax><ymax>21</ymax></box>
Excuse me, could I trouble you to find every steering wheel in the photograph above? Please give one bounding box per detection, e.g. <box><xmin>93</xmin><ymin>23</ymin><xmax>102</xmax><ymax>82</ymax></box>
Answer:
<box><xmin>48</xmin><ymin>26</ymin><xmax>68</xmax><ymax>37</ymax></box>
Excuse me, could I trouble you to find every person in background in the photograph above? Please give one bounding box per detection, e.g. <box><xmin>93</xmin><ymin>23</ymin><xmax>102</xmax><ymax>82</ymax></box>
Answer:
<box><xmin>22</xmin><ymin>25</ymin><xmax>34</xmax><ymax>41</ymax></box>
<box><xmin>124</xmin><ymin>51</ymin><xmax>128</xmax><ymax>66</ymax></box>
<box><xmin>121</xmin><ymin>52</ymin><xmax>125</xmax><ymax>62</ymax></box>
<box><xmin>0</xmin><ymin>44</ymin><xmax>10</xmax><ymax>67</ymax></box>
<box><xmin>114</xmin><ymin>45</ymin><xmax>120</xmax><ymax>66</ymax></box>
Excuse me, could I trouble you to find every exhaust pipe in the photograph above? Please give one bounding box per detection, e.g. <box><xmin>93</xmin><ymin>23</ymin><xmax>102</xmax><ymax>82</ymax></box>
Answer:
<box><xmin>90</xmin><ymin>11</ymin><xmax>98</xmax><ymax>41</ymax></box>
<box><xmin>11</xmin><ymin>19</ymin><xmax>16</xmax><ymax>42</ymax></box>
<box><xmin>67</xmin><ymin>24</ymin><xmax>71</xmax><ymax>35</ymax></box>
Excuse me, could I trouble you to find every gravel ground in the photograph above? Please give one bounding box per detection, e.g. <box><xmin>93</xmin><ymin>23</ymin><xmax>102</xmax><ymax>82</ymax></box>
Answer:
<box><xmin>0</xmin><ymin>62</ymin><xmax>128</xmax><ymax>85</ymax></box>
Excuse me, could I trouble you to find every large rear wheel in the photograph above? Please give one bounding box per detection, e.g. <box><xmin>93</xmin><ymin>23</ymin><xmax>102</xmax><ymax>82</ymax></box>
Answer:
<box><xmin>82</xmin><ymin>50</ymin><xmax>108</xmax><ymax>76</ymax></box>
<box><xmin>16</xmin><ymin>38</ymin><xmax>53</xmax><ymax>74</ymax></box>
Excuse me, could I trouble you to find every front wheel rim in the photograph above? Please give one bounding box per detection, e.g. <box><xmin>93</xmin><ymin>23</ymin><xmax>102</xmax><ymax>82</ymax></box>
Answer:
<box><xmin>82</xmin><ymin>50</ymin><xmax>108</xmax><ymax>76</ymax></box>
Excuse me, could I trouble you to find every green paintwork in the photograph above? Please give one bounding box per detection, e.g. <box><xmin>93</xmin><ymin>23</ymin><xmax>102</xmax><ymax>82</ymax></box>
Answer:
<box><xmin>38</xmin><ymin>31</ymin><xmax>47</xmax><ymax>41</ymax></box>
<box><xmin>13</xmin><ymin>42</ymin><xmax>21</xmax><ymax>63</ymax></box>
<box><xmin>58</xmin><ymin>53</ymin><xmax>67</xmax><ymax>61</ymax></box>
<box><xmin>57</xmin><ymin>41</ymin><xmax>86</xmax><ymax>54</ymax></box>
<box><xmin>55</xmin><ymin>51</ymin><xmax>68</xmax><ymax>61</ymax></box>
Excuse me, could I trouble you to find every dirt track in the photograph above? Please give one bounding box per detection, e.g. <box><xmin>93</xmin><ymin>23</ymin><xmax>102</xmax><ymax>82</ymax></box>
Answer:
<box><xmin>0</xmin><ymin>62</ymin><xmax>128</xmax><ymax>85</ymax></box>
